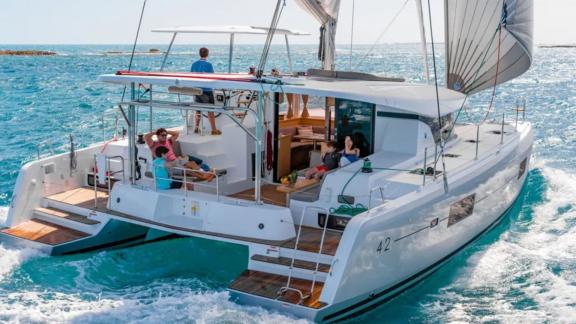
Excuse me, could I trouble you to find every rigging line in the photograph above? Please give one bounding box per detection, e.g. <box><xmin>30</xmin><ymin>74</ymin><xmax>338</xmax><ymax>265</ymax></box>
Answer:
<box><xmin>481</xmin><ymin>23</ymin><xmax>503</xmax><ymax>123</ymax></box>
<box><xmin>426</xmin><ymin>0</ymin><xmax>449</xmax><ymax>193</ymax></box>
<box><xmin>257</xmin><ymin>0</ymin><xmax>285</xmax><ymax>79</ymax></box>
<box><xmin>120</xmin><ymin>0</ymin><xmax>148</xmax><ymax>106</ymax></box>
<box><xmin>349</xmin><ymin>0</ymin><xmax>356</xmax><ymax>71</ymax></box>
<box><xmin>353</xmin><ymin>0</ymin><xmax>410</xmax><ymax>70</ymax></box>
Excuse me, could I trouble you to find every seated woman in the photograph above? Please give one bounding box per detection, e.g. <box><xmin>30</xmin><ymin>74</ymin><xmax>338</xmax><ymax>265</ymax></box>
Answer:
<box><xmin>153</xmin><ymin>146</ymin><xmax>193</xmax><ymax>190</ymax></box>
<box><xmin>340</xmin><ymin>135</ymin><xmax>361</xmax><ymax>167</ymax></box>
<box><xmin>305</xmin><ymin>141</ymin><xmax>340</xmax><ymax>180</ymax></box>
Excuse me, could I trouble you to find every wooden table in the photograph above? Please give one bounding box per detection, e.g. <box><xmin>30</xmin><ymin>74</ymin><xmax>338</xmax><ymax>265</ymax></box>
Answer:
<box><xmin>276</xmin><ymin>178</ymin><xmax>319</xmax><ymax>193</ymax></box>
<box><xmin>293</xmin><ymin>134</ymin><xmax>326</xmax><ymax>150</ymax></box>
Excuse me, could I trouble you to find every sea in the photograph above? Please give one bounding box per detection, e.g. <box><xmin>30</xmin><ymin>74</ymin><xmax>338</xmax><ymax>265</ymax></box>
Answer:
<box><xmin>0</xmin><ymin>44</ymin><xmax>575</xmax><ymax>323</ymax></box>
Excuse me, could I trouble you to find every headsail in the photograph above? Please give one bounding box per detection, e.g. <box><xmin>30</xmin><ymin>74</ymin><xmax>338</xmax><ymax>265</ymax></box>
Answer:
<box><xmin>444</xmin><ymin>0</ymin><xmax>533</xmax><ymax>94</ymax></box>
<box><xmin>295</xmin><ymin>0</ymin><xmax>341</xmax><ymax>70</ymax></box>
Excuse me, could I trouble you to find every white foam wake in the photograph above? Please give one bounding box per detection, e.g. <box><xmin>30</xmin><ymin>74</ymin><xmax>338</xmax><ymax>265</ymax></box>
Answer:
<box><xmin>0</xmin><ymin>207</ymin><xmax>45</xmax><ymax>282</ymax></box>
<box><xmin>422</xmin><ymin>165</ymin><xmax>576</xmax><ymax>323</ymax></box>
<box><xmin>0</xmin><ymin>283</ymin><xmax>309</xmax><ymax>324</ymax></box>
<box><xmin>0</xmin><ymin>206</ymin><xmax>8</xmax><ymax>226</ymax></box>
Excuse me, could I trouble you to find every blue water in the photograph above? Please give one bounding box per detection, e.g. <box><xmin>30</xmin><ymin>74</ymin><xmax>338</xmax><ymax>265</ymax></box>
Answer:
<box><xmin>0</xmin><ymin>44</ymin><xmax>575</xmax><ymax>323</ymax></box>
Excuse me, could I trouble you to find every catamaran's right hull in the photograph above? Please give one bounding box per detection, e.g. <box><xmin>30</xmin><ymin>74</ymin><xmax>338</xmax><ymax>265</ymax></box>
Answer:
<box><xmin>306</xmin><ymin>123</ymin><xmax>533</xmax><ymax>322</ymax></box>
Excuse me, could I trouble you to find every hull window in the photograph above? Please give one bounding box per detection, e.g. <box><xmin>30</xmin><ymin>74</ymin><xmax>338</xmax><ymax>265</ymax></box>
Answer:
<box><xmin>518</xmin><ymin>158</ymin><xmax>527</xmax><ymax>179</ymax></box>
<box><xmin>447</xmin><ymin>194</ymin><xmax>476</xmax><ymax>227</ymax></box>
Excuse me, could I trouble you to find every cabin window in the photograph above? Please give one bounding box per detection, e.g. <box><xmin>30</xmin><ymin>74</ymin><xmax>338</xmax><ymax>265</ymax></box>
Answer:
<box><xmin>274</xmin><ymin>94</ymin><xmax>334</xmax><ymax>181</ymax></box>
<box><xmin>518</xmin><ymin>158</ymin><xmax>527</xmax><ymax>179</ymax></box>
<box><xmin>422</xmin><ymin>114</ymin><xmax>454</xmax><ymax>144</ymax></box>
<box><xmin>335</xmin><ymin>99</ymin><xmax>375</xmax><ymax>157</ymax></box>
<box><xmin>447</xmin><ymin>194</ymin><xmax>475</xmax><ymax>227</ymax></box>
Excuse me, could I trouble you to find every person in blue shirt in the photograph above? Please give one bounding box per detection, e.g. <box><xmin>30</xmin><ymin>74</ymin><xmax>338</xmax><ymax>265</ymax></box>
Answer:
<box><xmin>153</xmin><ymin>146</ymin><xmax>194</xmax><ymax>190</ymax></box>
<box><xmin>191</xmin><ymin>47</ymin><xmax>221</xmax><ymax>135</ymax></box>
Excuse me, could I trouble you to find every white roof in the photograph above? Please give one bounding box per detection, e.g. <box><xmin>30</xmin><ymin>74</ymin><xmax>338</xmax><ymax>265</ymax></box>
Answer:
<box><xmin>151</xmin><ymin>25</ymin><xmax>310</xmax><ymax>36</ymax></box>
<box><xmin>98</xmin><ymin>73</ymin><xmax>465</xmax><ymax>118</ymax></box>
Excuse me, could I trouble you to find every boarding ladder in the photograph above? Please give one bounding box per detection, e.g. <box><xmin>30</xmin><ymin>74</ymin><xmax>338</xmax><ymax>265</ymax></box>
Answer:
<box><xmin>277</xmin><ymin>205</ymin><xmax>331</xmax><ymax>304</ymax></box>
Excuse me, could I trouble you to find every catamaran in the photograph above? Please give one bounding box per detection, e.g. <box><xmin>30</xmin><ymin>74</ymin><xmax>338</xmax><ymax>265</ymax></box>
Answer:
<box><xmin>1</xmin><ymin>0</ymin><xmax>534</xmax><ymax>321</ymax></box>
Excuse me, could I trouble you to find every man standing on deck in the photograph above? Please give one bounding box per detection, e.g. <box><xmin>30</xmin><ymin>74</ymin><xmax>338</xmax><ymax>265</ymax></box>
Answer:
<box><xmin>191</xmin><ymin>47</ymin><xmax>221</xmax><ymax>135</ymax></box>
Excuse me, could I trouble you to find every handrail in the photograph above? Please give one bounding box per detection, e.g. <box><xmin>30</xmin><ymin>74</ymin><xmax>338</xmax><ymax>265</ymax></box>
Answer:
<box><xmin>310</xmin><ymin>206</ymin><xmax>331</xmax><ymax>297</ymax></box>
<box><xmin>368</xmin><ymin>186</ymin><xmax>385</xmax><ymax>209</ymax></box>
<box><xmin>278</xmin><ymin>205</ymin><xmax>330</xmax><ymax>303</ymax></box>
<box><xmin>152</xmin><ymin>165</ymin><xmax>220</xmax><ymax>200</ymax></box>
<box><xmin>36</xmin><ymin>140</ymin><xmax>54</xmax><ymax>160</ymax></box>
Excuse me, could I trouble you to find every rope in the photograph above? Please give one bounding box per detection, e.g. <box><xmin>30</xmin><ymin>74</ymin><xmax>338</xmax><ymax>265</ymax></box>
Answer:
<box><xmin>120</xmin><ymin>0</ymin><xmax>148</xmax><ymax>105</ymax></box>
<box><xmin>257</xmin><ymin>0</ymin><xmax>285</xmax><ymax>78</ymax></box>
<box><xmin>349</xmin><ymin>0</ymin><xmax>356</xmax><ymax>71</ymax></box>
<box><xmin>330</xmin><ymin>204</ymin><xmax>367</xmax><ymax>217</ymax></box>
<box><xmin>354</xmin><ymin>0</ymin><xmax>410</xmax><ymax>70</ymax></box>
<box><xmin>427</xmin><ymin>0</ymin><xmax>449</xmax><ymax>193</ymax></box>
<box><xmin>481</xmin><ymin>23</ymin><xmax>503</xmax><ymax>123</ymax></box>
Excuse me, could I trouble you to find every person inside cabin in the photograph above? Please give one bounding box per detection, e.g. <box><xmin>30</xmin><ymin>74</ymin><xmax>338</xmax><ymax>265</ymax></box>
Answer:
<box><xmin>145</xmin><ymin>128</ymin><xmax>214</xmax><ymax>181</ymax></box>
<box><xmin>191</xmin><ymin>47</ymin><xmax>221</xmax><ymax>135</ymax></box>
<box><xmin>340</xmin><ymin>135</ymin><xmax>361</xmax><ymax>167</ymax></box>
<box><xmin>153</xmin><ymin>146</ymin><xmax>192</xmax><ymax>190</ymax></box>
<box><xmin>305</xmin><ymin>141</ymin><xmax>340</xmax><ymax>180</ymax></box>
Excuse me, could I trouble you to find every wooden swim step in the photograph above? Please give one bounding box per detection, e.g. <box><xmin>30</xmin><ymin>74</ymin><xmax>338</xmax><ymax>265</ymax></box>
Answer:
<box><xmin>0</xmin><ymin>218</ymin><xmax>90</xmax><ymax>246</ymax></box>
<box><xmin>34</xmin><ymin>207</ymin><xmax>100</xmax><ymax>225</ymax></box>
<box><xmin>229</xmin><ymin>270</ymin><xmax>327</xmax><ymax>309</ymax></box>
<box><xmin>251</xmin><ymin>254</ymin><xmax>331</xmax><ymax>273</ymax></box>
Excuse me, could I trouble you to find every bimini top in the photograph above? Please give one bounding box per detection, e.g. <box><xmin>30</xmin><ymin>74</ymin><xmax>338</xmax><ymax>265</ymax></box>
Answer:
<box><xmin>151</xmin><ymin>25</ymin><xmax>310</xmax><ymax>36</ymax></box>
<box><xmin>99</xmin><ymin>71</ymin><xmax>466</xmax><ymax>118</ymax></box>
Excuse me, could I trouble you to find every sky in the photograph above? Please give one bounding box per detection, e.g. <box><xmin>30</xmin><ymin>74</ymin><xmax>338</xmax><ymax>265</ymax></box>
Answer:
<box><xmin>0</xmin><ymin>0</ymin><xmax>573</xmax><ymax>45</ymax></box>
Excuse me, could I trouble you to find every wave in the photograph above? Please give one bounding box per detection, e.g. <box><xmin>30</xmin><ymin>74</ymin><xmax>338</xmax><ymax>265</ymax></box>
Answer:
<box><xmin>0</xmin><ymin>281</ymin><xmax>308</xmax><ymax>323</ymax></box>
<box><xmin>420</xmin><ymin>165</ymin><xmax>576</xmax><ymax>323</ymax></box>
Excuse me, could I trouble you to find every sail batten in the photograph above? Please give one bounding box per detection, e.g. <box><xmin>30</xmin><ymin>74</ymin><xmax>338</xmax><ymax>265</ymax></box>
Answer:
<box><xmin>445</xmin><ymin>0</ymin><xmax>533</xmax><ymax>95</ymax></box>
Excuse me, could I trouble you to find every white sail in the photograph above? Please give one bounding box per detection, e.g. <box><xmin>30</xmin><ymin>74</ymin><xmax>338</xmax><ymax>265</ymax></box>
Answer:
<box><xmin>295</xmin><ymin>0</ymin><xmax>341</xmax><ymax>70</ymax></box>
<box><xmin>444</xmin><ymin>0</ymin><xmax>533</xmax><ymax>94</ymax></box>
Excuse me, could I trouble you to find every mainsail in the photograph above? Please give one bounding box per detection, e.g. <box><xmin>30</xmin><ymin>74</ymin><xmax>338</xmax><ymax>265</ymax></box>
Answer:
<box><xmin>295</xmin><ymin>0</ymin><xmax>341</xmax><ymax>70</ymax></box>
<box><xmin>444</xmin><ymin>0</ymin><xmax>533</xmax><ymax>94</ymax></box>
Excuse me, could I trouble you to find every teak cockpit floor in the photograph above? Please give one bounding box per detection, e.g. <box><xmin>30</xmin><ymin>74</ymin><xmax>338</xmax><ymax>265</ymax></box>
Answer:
<box><xmin>1</xmin><ymin>219</ymin><xmax>89</xmax><ymax>245</ymax></box>
<box><xmin>45</xmin><ymin>187</ymin><xmax>342</xmax><ymax>255</ymax></box>
<box><xmin>229</xmin><ymin>270</ymin><xmax>326</xmax><ymax>309</ymax></box>
<box><xmin>46</xmin><ymin>187</ymin><xmax>109</xmax><ymax>209</ymax></box>
<box><xmin>229</xmin><ymin>185</ymin><xmax>287</xmax><ymax>207</ymax></box>
<box><xmin>283</xmin><ymin>226</ymin><xmax>341</xmax><ymax>256</ymax></box>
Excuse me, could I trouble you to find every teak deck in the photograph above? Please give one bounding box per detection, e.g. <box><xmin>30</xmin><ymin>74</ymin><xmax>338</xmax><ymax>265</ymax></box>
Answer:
<box><xmin>35</xmin><ymin>207</ymin><xmax>100</xmax><ymax>225</ymax></box>
<box><xmin>45</xmin><ymin>187</ymin><xmax>342</xmax><ymax>255</ymax></box>
<box><xmin>229</xmin><ymin>184</ymin><xmax>288</xmax><ymax>207</ymax></box>
<box><xmin>1</xmin><ymin>219</ymin><xmax>89</xmax><ymax>245</ymax></box>
<box><xmin>46</xmin><ymin>187</ymin><xmax>109</xmax><ymax>209</ymax></box>
<box><xmin>251</xmin><ymin>255</ymin><xmax>331</xmax><ymax>273</ymax></box>
<box><xmin>229</xmin><ymin>270</ymin><xmax>326</xmax><ymax>309</ymax></box>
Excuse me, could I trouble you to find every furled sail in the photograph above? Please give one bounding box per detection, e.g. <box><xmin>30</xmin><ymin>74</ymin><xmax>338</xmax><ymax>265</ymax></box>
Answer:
<box><xmin>295</xmin><ymin>0</ymin><xmax>341</xmax><ymax>70</ymax></box>
<box><xmin>444</xmin><ymin>0</ymin><xmax>533</xmax><ymax>94</ymax></box>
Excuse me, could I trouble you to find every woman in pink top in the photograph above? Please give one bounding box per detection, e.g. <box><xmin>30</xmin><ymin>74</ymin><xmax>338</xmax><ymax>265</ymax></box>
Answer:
<box><xmin>145</xmin><ymin>128</ymin><xmax>178</xmax><ymax>161</ymax></box>
<box><xmin>145</xmin><ymin>128</ymin><xmax>215</xmax><ymax>182</ymax></box>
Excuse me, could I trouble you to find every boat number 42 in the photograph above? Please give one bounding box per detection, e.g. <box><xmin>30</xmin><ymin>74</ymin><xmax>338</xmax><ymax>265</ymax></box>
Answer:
<box><xmin>376</xmin><ymin>237</ymin><xmax>391</xmax><ymax>254</ymax></box>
